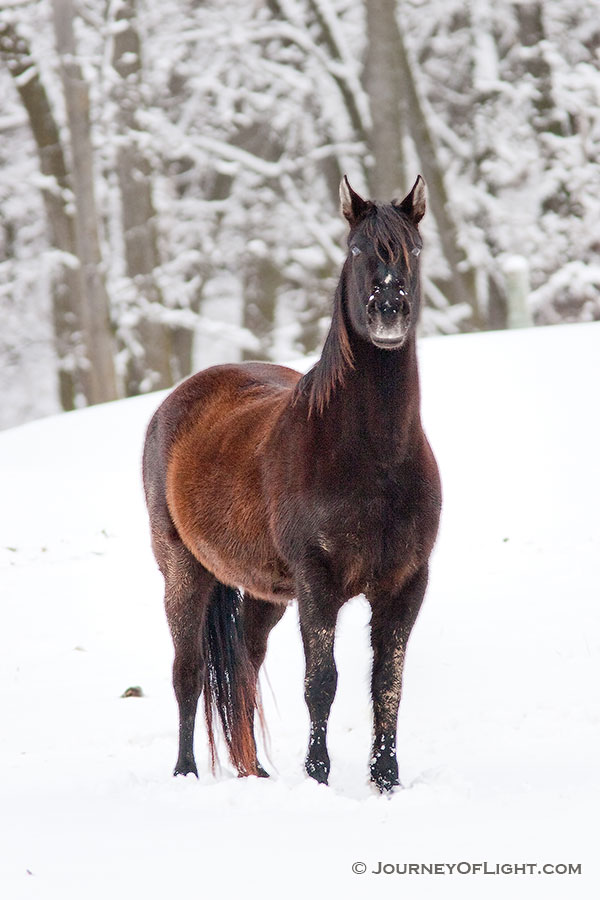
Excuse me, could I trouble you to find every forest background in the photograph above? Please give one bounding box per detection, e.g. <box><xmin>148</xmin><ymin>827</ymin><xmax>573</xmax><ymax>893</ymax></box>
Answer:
<box><xmin>1</xmin><ymin>0</ymin><xmax>599</xmax><ymax>429</ymax></box>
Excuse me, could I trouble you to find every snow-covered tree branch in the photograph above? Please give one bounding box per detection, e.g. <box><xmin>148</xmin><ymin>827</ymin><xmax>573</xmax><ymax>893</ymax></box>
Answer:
<box><xmin>1</xmin><ymin>0</ymin><xmax>599</xmax><ymax>426</ymax></box>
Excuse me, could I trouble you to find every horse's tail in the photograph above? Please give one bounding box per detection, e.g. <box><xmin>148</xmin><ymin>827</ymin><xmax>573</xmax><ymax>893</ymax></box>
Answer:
<box><xmin>203</xmin><ymin>582</ymin><xmax>260</xmax><ymax>777</ymax></box>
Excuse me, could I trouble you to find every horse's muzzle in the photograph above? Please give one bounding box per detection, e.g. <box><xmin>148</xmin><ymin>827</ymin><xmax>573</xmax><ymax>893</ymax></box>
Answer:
<box><xmin>367</xmin><ymin>287</ymin><xmax>411</xmax><ymax>349</ymax></box>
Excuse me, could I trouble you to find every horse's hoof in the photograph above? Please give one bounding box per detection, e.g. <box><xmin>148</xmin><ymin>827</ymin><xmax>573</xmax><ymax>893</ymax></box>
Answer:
<box><xmin>372</xmin><ymin>774</ymin><xmax>400</xmax><ymax>794</ymax></box>
<box><xmin>173</xmin><ymin>759</ymin><xmax>198</xmax><ymax>778</ymax></box>
<box><xmin>238</xmin><ymin>763</ymin><xmax>270</xmax><ymax>778</ymax></box>
<box><xmin>370</xmin><ymin>758</ymin><xmax>400</xmax><ymax>793</ymax></box>
<box><xmin>370</xmin><ymin>763</ymin><xmax>400</xmax><ymax>793</ymax></box>
<box><xmin>370</xmin><ymin>737</ymin><xmax>400</xmax><ymax>793</ymax></box>
<box><xmin>305</xmin><ymin>758</ymin><xmax>329</xmax><ymax>785</ymax></box>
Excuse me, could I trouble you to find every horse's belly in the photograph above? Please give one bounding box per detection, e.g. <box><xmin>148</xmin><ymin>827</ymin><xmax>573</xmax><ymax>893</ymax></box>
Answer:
<box><xmin>191</xmin><ymin>529</ymin><xmax>294</xmax><ymax>604</ymax></box>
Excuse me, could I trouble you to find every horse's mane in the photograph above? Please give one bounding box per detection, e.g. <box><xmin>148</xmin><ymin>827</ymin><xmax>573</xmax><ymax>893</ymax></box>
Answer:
<box><xmin>293</xmin><ymin>204</ymin><xmax>417</xmax><ymax>417</ymax></box>
<box><xmin>294</xmin><ymin>278</ymin><xmax>354</xmax><ymax>417</ymax></box>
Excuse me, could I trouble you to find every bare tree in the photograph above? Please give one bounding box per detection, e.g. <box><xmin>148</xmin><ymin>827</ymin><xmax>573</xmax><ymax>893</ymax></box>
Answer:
<box><xmin>0</xmin><ymin>19</ymin><xmax>84</xmax><ymax>410</ymax></box>
<box><xmin>52</xmin><ymin>0</ymin><xmax>118</xmax><ymax>404</ymax></box>
<box><xmin>241</xmin><ymin>252</ymin><xmax>281</xmax><ymax>361</ymax></box>
<box><xmin>514</xmin><ymin>1</ymin><xmax>568</xmax><ymax>138</ymax></box>
<box><xmin>109</xmin><ymin>0</ymin><xmax>174</xmax><ymax>394</ymax></box>
<box><xmin>363</xmin><ymin>0</ymin><xmax>407</xmax><ymax>199</ymax></box>
<box><xmin>272</xmin><ymin>0</ymin><xmax>480</xmax><ymax>325</ymax></box>
<box><xmin>393</xmin><ymin>2</ymin><xmax>479</xmax><ymax>324</ymax></box>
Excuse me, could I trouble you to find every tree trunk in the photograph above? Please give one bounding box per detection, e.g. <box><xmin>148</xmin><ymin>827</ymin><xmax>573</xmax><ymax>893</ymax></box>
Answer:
<box><xmin>241</xmin><ymin>253</ymin><xmax>281</xmax><ymax>361</ymax></box>
<box><xmin>0</xmin><ymin>20</ymin><xmax>84</xmax><ymax>410</ymax></box>
<box><xmin>109</xmin><ymin>0</ymin><xmax>175</xmax><ymax>394</ymax></box>
<box><xmin>52</xmin><ymin>0</ymin><xmax>118</xmax><ymax>404</ymax></box>
<box><xmin>363</xmin><ymin>0</ymin><xmax>407</xmax><ymax>199</ymax></box>
<box><xmin>514</xmin><ymin>1</ymin><xmax>568</xmax><ymax>137</ymax></box>
<box><xmin>469</xmin><ymin>0</ymin><xmax>508</xmax><ymax>329</ymax></box>
<box><xmin>394</xmin><ymin>4</ymin><xmax>480</xmax><ymax>325</ymax></box>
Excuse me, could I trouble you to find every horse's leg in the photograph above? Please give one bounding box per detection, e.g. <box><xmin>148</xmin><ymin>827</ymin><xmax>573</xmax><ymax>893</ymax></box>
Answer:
<box><xmin>154</xmin><ymin>529</ymin><xmax>216</xmax><ymax>777</ymax></box>
<box><xmin>369</xmin><ymin>564</ymin><xmax>429</xmax><ymax>793</ymax></box>
<box><xmin>296</xmin><ymin>566</ymin><xmax>340</xmax><ymax>785</ymax></box>
<box><xmin>242</xmin><ymin>594</ymin><xmax>287</xmax><ymax>776</ymax></box>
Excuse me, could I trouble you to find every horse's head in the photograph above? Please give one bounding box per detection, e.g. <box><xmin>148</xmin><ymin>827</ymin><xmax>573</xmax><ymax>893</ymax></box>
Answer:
<box><xmin>340</xmin><ymin>176</ymin><xmax>426</xmax><ymax>350</ymax></box>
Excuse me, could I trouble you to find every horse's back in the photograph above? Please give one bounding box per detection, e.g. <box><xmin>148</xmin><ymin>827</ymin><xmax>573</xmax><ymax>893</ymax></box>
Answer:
<box><xmin>145</xmin><ymin>362</ymin><xmax>299</xmax><ymax>467</ymax></box>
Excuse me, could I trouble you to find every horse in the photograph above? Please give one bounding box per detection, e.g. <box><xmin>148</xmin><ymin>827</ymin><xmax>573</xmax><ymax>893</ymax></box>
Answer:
<box><xmin>142</xmin><ymin>175</ymin><xmax>442</xmax><ymax>792</ymax></box>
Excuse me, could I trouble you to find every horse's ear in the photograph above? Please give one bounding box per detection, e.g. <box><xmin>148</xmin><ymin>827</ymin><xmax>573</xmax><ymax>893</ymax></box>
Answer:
<box><xmin>394</xmin><ymin>175</ymin><xmax>426</xmax><ymax>224</ymax></box>
<box><xmin>340</xmin><ymin>175</ymin><xmax>370</xmax><ymax>226</ymax></box>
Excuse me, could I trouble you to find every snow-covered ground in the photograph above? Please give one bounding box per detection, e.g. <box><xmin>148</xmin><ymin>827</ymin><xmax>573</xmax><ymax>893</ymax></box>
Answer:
<box><xmin>1</xmin><ymin>322</ymin><xmax>599</xmax><ymax>899</ymax></box>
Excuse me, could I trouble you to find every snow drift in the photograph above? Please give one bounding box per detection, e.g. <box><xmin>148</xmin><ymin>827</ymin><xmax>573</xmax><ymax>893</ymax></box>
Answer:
<box><xmin>1</xmin><ymin>322</ymin><xmax>599</xmax><ymax>899</ymax></box>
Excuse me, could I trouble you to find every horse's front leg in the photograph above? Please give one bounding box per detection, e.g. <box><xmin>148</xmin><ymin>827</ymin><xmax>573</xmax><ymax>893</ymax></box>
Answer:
<box><xmin>369</xmin><ymin>564</ymin><xmax>429</xmax><ymax>793</ymax></box>
<box><xmin>297</xmin><ymin>565</ymin><xmax>341</xmax><ymax>785</ymax></box>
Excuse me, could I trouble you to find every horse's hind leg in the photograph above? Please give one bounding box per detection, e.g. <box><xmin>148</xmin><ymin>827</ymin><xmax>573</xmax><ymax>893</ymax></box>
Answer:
<box><xmin>154</xmin><ymin>530</ymin><xmax>216</xmax><ymax>777</ymax></box>
<box><xmin>242</xmin><ymin>594</ymin><xmax>287</xmax><ymax>776</ymax></box>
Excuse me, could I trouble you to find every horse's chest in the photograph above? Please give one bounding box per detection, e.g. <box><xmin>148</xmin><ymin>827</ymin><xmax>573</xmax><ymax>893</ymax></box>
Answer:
<box><xmin>317</xmin><ymin>489</ymin><xmax>422</xmax><ymax>597</ymax></box>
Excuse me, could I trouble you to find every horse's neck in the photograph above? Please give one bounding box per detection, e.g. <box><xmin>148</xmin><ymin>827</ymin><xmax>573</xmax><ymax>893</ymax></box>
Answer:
<box><xmin>319</xmin><ymin>333</ymin><xmax>422</xmax><ymax>458</ymax></box>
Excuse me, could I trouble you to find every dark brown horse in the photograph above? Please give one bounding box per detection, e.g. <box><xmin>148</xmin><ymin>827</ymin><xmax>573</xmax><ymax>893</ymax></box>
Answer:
<box><xmin>143</xmin><ymin>176</ymin><xmax>441</xmax><ymax>792</ymax></box>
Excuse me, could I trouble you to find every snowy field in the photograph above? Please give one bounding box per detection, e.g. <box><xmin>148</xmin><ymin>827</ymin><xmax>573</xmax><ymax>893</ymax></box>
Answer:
<box><xmin>1</xmin><ymin>322</ymin><xmax>599</xmax><ymax>899</ymax></box>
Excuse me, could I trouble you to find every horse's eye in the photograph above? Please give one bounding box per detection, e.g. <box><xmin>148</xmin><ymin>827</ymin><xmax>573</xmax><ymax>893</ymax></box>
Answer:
<box><xmin>351</xmin><ymin>245</ymin><xmax>361</xmax><ymax>257</ymax></box>
<box><xmin>411</xmin><ymin>246</ymin><xmax>421</xmax><ymax>258</ymax></box>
